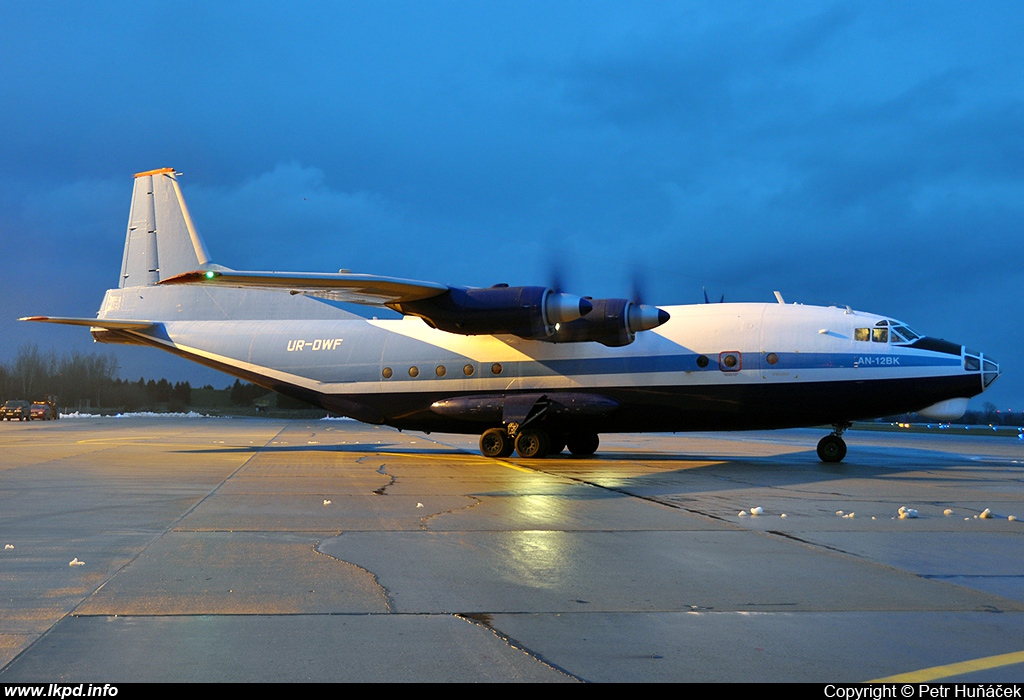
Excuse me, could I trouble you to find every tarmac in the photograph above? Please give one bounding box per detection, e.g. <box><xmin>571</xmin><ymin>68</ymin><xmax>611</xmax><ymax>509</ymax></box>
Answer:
<box><xmin>0</xmin><ymin>416</ymin><xmax>1022</xmax><ymax>682</ymax></box>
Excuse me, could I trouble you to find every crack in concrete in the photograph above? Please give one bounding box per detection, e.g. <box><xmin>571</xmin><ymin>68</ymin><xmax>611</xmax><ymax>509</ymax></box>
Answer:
<box><xmin>373</xmin><ymin>466</ymin><xmax>396</xmax><ymax>496</ymax></box>
<box><xmin>456</xmin><ymin>613</ymin><xmax>583</xmax><ymax>682</ymax></box>
<box><xmin>313</xmin><ymin>538</ymin><xmax>394</xmax><ymax>612</ymax></box>
<box><xmin>418</xmin><ymin>494</ymin><xmax>483</xmax><ymax>530</ymax></box>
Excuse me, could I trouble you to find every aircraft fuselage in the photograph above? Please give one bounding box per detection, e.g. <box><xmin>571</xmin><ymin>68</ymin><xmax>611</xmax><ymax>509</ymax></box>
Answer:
<box><xmin>92</xmin><ymin>288</ymin><xmax>990</xmax><ymax>436</ymax></box>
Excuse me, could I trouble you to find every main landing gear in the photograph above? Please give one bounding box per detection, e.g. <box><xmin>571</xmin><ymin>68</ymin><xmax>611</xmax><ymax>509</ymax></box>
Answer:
<box><xmin>816</xmin><ymin>423</ymin><xmax>850</xmax><ymax>463</ymax></box>
<box><xmin>478</xmin><ymin>427</ymin><xmax>600</xmax><ymax>459</ymax></box>
<box><xmin>480</xmin><ymin>428</ymin><xmax>515</xmax><ymax>458</ymax></box>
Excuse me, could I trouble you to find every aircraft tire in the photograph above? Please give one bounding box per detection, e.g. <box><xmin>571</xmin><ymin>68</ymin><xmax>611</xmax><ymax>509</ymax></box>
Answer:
<box><xmin>515</xmin><ymin>429</ymin><xmax>550</xmax><ymax>458</ymax></box>
<box><xmin>816</xmin><ymin>435</ymin><xmax>847</xmax><ymax>463</ymax></box>
<box><xmin>548</xmin><ymin>436</ymin><xmax>566</xmax><ymax>455</ymax></box>
<box><xmin>480</xmin><ymin>428</ymin><xmax>514</xmax><ymax>458</ymax></box>
<box><xmin>566</xmin><ymin>432</ymin><xmax>600</xmax><ymax>456</ymax></box>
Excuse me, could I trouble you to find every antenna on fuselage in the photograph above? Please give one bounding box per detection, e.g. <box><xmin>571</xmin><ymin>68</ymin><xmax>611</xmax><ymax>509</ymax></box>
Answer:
<box><xmin>774</xmin><ymin>291</ymin><xmax>786</xmax><ymax>304</ymax></box>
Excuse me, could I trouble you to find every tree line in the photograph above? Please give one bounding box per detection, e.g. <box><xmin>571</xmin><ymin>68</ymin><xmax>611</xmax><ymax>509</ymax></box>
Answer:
<box><xmin>0</xmin><ymin>345</ymin><xmax>319</xmax><ymax>413</ymax></box>
<box><xmin>0</xmin><ymin>345</ymin><xmax>194</xmax><ymax>411</ymax></box>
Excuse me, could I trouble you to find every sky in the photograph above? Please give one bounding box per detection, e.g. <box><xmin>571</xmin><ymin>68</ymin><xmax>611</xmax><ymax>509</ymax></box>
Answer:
<box><xmin>1</xmin><ymin>1</ymin><xmax>1022</xmax><ymax>411</ymax></box>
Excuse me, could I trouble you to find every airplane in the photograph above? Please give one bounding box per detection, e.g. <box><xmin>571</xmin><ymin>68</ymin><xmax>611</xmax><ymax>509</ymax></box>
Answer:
<box><xmin>22</xmin><ymin>168</ymin><xmax>1001</xmax><ymax>463</ymax></box>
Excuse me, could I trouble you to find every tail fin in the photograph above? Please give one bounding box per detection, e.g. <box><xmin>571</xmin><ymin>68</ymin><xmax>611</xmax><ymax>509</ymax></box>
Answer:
<box><xmin>119</xmin><ymin>168</ymin><xmax>213</xmax><ymax>288</ymax></box>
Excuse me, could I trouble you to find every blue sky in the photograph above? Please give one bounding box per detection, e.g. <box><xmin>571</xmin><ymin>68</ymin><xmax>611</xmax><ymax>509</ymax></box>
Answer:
<box><xmin>2</xmin><ymin>2</ymin><xmax>1022</xmax><ymax>410</ymax></box>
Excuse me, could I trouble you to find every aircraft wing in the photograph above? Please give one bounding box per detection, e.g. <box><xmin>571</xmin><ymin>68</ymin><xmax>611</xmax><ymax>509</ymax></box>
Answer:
<box><xmin>19</xmin><ymin>316</ymin><xmax>159</xmax><ymax>331</ymax></box>
<box><xmin>158</xmin><ymin>270</ymin><xmax>449</xmax><ymax>305</ymax></box>
<box><xmin>157</xmin><ymin>268</ymin><xmax>667</xmax><ymax>346</ymax></box>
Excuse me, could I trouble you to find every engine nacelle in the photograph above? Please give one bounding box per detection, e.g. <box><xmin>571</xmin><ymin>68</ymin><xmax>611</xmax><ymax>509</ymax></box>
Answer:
<box><xmin>547</xmin><ymin>298</ymin><xmax>670</xmax><ymax>347</ymax></box>
<box><xmin>394</xmin><ymin>285</ymin><xmax>592</xmax><ymax>339</ymax></box>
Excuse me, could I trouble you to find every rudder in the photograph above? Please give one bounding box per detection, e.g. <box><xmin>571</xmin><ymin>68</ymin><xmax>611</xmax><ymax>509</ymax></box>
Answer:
<box><xmin>119</xmin><ymin>168</ymin><xmax>212</xmax><ymax>288</ymax></box>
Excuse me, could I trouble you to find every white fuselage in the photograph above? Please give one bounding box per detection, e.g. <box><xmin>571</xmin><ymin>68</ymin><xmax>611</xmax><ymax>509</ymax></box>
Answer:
<box><xmin>94</xmin><ymin>292</ymin><xmax>986</xmax><ymax>432</ymax></box>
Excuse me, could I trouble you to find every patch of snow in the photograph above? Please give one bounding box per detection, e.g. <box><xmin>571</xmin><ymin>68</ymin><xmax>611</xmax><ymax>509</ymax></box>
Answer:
<box><xmin>62</xmin><ymin>411</ymin><xmax>213</xmax><ymax>419</ymax></box>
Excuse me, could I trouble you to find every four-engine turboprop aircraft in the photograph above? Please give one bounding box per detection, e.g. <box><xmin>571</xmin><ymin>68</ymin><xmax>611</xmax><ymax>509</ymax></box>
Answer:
<box><xmin>23</xmin><ymin>168</ymin><xmax>1001</xmax><ymax>462</ymax></box>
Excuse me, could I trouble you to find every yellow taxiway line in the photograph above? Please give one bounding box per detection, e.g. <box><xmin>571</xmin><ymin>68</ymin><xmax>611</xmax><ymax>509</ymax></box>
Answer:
<box><xmin>871</xmin><ymin>649</ymin><xmax>1024</xmax><ymax>682</ymax></box>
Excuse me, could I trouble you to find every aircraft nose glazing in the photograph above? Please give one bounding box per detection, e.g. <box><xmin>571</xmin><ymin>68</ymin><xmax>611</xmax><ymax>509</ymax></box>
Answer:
<box><xmin>963</xmin><ymin>347</ymin><xmax>1000</xmax><ymax>389</ymax></box>
<box><xmin>982</xmin><ymin>354</ymin><xmax>1000</xmax><ymax>388</ymax></box>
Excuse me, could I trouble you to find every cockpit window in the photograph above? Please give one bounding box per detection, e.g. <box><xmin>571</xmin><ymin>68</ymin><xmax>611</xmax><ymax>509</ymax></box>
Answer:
<box><xmin>889</xmin><ymin>324</ymin><xmax>921</xmax><ymax>345</ymax></box>
<box><xmin>857</xmin><ymin>319</ymin><xmax>920</xmax><ymax>344</ymax></box>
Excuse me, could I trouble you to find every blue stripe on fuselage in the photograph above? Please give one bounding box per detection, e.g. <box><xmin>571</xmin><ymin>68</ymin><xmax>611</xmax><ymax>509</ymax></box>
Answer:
<box><xmin>533</xmin><ymin>351</ymin><xmax>961</xmax><ymax>376</ymax></box>
<box><xmin>271</xmin><ymin>349</ymin><xmax>963</xmax><ymax>384</ymax></box>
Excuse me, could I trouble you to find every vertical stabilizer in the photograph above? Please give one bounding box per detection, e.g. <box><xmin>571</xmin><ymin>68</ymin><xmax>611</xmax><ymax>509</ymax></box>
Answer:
<box><xmin>120</xmin><ymin>168</ymin><xmax>212</xmax><ymax>288</ymax></box>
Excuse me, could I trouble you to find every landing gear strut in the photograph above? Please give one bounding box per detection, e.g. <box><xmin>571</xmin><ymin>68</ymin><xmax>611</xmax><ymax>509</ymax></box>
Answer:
<box><xmin>817</xmin><ymin>423</ymin><xmax>850</xmax><ymax>463</ymax></box>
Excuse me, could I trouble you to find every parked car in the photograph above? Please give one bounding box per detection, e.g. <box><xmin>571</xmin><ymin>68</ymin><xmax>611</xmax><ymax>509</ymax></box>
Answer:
<box><xmin>30</xmin><ymin>401</ymin><xmax>58</xmax><ymax>420</ymax></box>
<box><xmin>1</xmin><ymin>400</ymin><xmax>31</xmax><ymax>421</ymax></box>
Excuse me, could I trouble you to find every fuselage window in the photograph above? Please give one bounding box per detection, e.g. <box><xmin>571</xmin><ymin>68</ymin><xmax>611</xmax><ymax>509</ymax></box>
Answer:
<box><xmin>409</xmin><ymin>366</ymin><xmax>419</xmax><ymax>377</ymax></box>
<box><xmin>435</xmin><ymin>365</ymin><xmax>446</xmax><ymax>377</ymax></box>
<box><xmin>765</xmin><ymin>352</ymin><xmax>779</xmax><ymax>365</ymax></box>
<box><xmin>491</xmin><ymin>363</ymin><xmax>503</xmax><ymax>375</ymax></box>
<box><xmin>696</xmin><ymin>355</ymin><xmax>709</xmax><ymax>368</ymax></box>
<box><xmin>854</xmin><ymin>328</ymin><xmax>870</xmax><ymax>342</ymax></box>
<box><xmin>719</xmin><ymin>351</ymin><xmax>741</xmax><ymax>371</ymax></box>
<box><xmin>463</xmin><ymin>364</ymin><xmax>475</xmax><ymax>376</ymax></box>
<box><xmin>872</xmin><ymin>328</ymin><xmax>888</xmax><ymax>343</ymax></box>
<box><xmin>382</xmin><ymin>367</ymin><xmax>393</xmax><ymax>379</ymax></box>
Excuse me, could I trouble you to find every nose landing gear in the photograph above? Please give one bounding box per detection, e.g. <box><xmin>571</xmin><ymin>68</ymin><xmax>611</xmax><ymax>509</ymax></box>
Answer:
<box><xmin>817</xmin><ymin>423</ymin><xmax>850</xmax><ymax>463</ymax></box>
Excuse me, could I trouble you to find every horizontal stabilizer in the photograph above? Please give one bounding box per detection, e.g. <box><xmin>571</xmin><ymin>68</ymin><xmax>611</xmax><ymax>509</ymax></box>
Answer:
<box><xmin>158</xmin><ymin>269</ymin><xmax>448</xmax><ymax>305</ymax></box>
<box><xmin>19</xmin><ymin>316</ymin><xmax>158</xmax><ymax>331</ymax></box>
